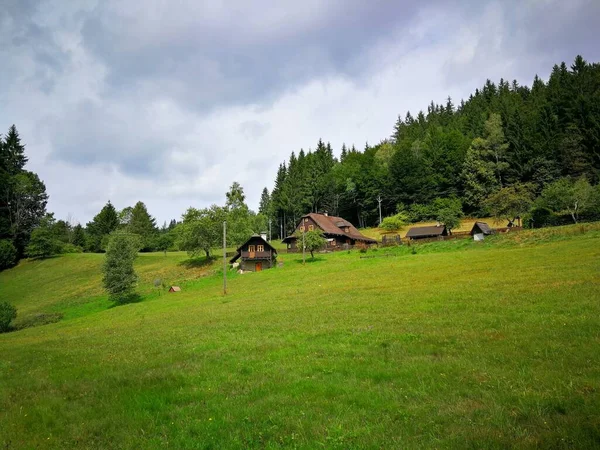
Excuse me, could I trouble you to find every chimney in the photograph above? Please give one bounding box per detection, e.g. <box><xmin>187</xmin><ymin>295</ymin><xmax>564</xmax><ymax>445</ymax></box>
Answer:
<box><xmin>260</xmin><ymin>231</ymin><xmax>267</xmax><ymax>240</ymax></box>
<box><xmin>324</xmin><ymin>211</ymin><xmax>328</xmax><ymax>216</ymax></box>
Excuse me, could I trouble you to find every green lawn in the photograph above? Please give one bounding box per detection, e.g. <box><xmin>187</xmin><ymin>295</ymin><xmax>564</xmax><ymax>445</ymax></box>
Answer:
<box><xmin>1</xmin><ymin>225</ymin><xmax>599</xmax><ymax>448</ymax></box>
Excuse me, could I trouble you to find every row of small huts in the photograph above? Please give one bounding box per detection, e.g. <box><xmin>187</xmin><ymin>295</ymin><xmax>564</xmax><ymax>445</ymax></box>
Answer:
<box><xmin>230</xmin><ymin>213</ymin><xmax>495</xmax><ymax>272</ymax></box>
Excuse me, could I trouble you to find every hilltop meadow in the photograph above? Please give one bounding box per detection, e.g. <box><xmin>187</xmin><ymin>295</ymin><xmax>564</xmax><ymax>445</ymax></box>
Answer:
<box><xmin>1</xmin><ymin>223</ymin><xmax>599</xmax><ymax>449</ymax></box>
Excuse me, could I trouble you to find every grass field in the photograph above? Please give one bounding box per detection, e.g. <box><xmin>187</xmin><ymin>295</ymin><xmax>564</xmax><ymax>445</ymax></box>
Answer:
<box><xmin>1</xmin><ymin>224</ymin><xmax>599</xmax><ymax>448</ymax></box>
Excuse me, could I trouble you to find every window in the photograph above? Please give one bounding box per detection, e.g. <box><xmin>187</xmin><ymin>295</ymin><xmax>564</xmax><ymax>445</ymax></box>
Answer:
<box><xmin>299</xmin><ymin>226</ymin><xmax>305</xmax><ymax>232</ymax></box>
<box><xmin>257</xmin><ymin>245</ymin><xmax>264</xmax><ymax>252</ymax></box>
<box><xmin>248</xmin><ymin>245</ymin><xmax>255</xmax><ymax>252</ymax></box>
<box><xmin>304</xmin><ymin>218</ymin><xmax>308</xmax><ymax>223</ymax></box>
<box><xmin>308</xmin><ymin>225</ymin><xmax>314</xmax><ymax>231</ymax></box>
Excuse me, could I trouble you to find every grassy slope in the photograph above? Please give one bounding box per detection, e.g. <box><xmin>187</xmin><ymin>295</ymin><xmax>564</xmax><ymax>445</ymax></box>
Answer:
<box><xmin>1</xmin><ymin>225</ymin><xmax>599</xmax><ymax>449</ymax></box>
<box><xmin>0</xmin><ymin>251</ymin><xmax>216</xmax><ymax>326</ymax></box>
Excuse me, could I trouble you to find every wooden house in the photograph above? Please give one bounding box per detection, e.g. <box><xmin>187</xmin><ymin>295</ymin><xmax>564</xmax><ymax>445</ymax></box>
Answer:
<box><xmin>470</xmin><ymin>222</ymin><xmax>493</xmax><ymax>241</ymax></box>
<box><xmin>405</xmin><ymin>225</ymin><xmax>448</xmax><ymax>240</ymax></box>
<box><xmin>282</xmin><ymin>213</ymin><xmax>376</xmax><ymax>250</ymax></box>
<box><xmin>229</xmin><ymin>235</ymin><xmax>277</xmax><ymax>272</ymax></box>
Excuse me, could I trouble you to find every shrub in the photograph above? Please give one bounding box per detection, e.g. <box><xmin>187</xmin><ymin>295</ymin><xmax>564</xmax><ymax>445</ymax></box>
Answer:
<box><xmin>61</xmin><ymin>243</ymin><xmax>83</xmax><ymax>254</ymax></box>
<box><xmin>0</xmin><ymin>240</ymin><xmax>17</xmax><ymax>271</ymax></box>
<box><xmin>0</xmin><ymin>301</ymin><xmax>17</xmax><ymax>332</ymax></box>
<box><xmin>530</xmin><ymin>207</ymin><xmax>558</xmax><ymax>228</ymax></box>
<box><xmin>380</xmin><ymin>212</ymin><xmax>408</xmax><ymax>232</ymax></box>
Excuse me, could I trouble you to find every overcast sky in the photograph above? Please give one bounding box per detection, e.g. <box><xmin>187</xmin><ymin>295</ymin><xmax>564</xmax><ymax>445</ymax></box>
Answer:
<box><xmin>1</xmin><ymin>0</ymin><xmax>599</xmax><ymax>225</ymax></box>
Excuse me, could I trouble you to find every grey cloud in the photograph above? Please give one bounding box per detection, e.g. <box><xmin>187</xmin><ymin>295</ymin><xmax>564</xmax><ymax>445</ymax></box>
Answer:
<box><xmin>79</xmin><ymin>0</ymin><xmax>445</xmax><ymax>112</ymax></box>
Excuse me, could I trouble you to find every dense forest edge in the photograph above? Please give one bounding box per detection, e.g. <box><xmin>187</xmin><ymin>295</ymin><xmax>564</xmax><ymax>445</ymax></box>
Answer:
<box><xmin>1</xmin><ymin>55</ymin><xmax>600</xmax><ymax>272</ymax></box>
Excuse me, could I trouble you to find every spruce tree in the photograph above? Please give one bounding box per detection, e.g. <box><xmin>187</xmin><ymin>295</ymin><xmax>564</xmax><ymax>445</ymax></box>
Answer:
<box><xmin>102</xmin><ymin>232</ymin><xmax>139</xmax><ymax>304</ymax></box>
<box><xmin>258</xmin><ymin>188</ymin><xmax>271</xmax><ymax>215</ymax></box>
<box><xmin>86</xmin><ymin>201</ymin><xmax>119</xmax><ymax>252</ymax></box>
<box><xmin>128</xmin><ymin>201</ymin><xmax>158</xmax><ymax>251</ymax></box>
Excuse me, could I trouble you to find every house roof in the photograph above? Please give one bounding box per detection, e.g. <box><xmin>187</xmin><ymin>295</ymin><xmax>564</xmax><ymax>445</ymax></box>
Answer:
<box><xmin>282</xmin><ymin>213</ymin><xmax>376</xmax><ymax>243</ymax></box>
<box><xmin>405</xmin><ymin>225</ymin><xmax>447</xmax><ymax>238</ymax></box>
<box><xmin>471</xmin><ymin>221</ymin><xmax>492</xmax><ymax>235</ymax></box>
<box><xmin>230</xmin><ymin>234</ymin><xmax>277</xmax><ymax>263</ymax></box>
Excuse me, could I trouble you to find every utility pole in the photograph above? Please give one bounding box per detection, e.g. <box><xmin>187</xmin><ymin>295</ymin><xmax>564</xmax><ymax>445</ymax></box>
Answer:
<box><xmin>302</xmin><ymin>228</ymin><xmax>306</xmax><ymax>265</ymax></box>
<box><xmin>269</xmin><ymin>219</ymin><xmax>272</xmax><ymax>242</ymax></box>
<box><xmin>377</xmin><ymin>195</ymin><xmax>383</xmax><ymax>225</ymax></box>
<box><xmin>223</xmin><ymin>221</ymin><xmax>227</xmax><ymax>295</ymax></box>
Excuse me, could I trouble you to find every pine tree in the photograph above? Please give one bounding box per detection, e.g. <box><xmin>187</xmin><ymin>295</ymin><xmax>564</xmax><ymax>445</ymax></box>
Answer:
<box><xmin>258</xmin><ymin>188</ymin><xmax>271</xmax><ymax>215</ymax></box>
<box><xmin>86</xmin><ymin>201</ymin><xmax>119</xmax><ymax>252</ymax></box>
<box><xmin>72</xmin><ymin>224</ymin><xmax>86</xmax><ymax>248</ymax></box>
<box><xmin>102</xmin><ymin>232</ymin><xmax>139</xmax><ymax>304</ymax></box>
<box><xmin>2</xmin><ymin>125</ymin><xmax>28</xmax><ymax>175</ymax></box>
<box><xmin>128</xmin><ymin>201</ymin><xmax>158</xmax><ymax>251</ymax></box>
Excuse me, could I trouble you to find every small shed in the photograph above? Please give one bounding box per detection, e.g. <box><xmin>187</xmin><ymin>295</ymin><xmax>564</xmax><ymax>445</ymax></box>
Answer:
<box><xmin>169</xmin><ymin>286</ymin><xmax>181</xmax><ymax>292</ymax></box>
<box><xmin>405</xmin><ymin>225</ymin><xmax>448</xmax><ymax>240</ymax></box>
<box><xmin>470</xmin><ymin>222</ymin><xmax>492</xmax><ymax>241</ymax></box>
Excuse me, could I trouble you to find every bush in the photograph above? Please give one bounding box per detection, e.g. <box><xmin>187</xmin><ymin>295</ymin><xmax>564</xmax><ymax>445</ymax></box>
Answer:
<box><xmin>61</xmin><ymin>243</ymin><xmax>83</xmax><ymax>254</ymax></box>
<box><xmin>530</xmin><ymin>207</ymin><xmax>558</xmax><ymax>228</ymax></box>
<box><xmin>0</xmin><ymin>301</ymin><xmax>17</xmax><ymax>332</ymax></box>
<box><xmin>380</xmin><ymin>212</ymin><xmax>408</xmax><ymax>232</ymax></box>
<box><xmin>0</xmin><ymin>240</ymin><xmax>17</xmax><ymax>270</ymax></box>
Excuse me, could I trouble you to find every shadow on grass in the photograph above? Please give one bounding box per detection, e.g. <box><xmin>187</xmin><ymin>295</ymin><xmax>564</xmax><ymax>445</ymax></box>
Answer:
<box><xmin>294</xmin><ymin>256</ymin><xmax>326</xmax><ymax>264</ymax></box>
<box><xmin>179</xmin><ymin>256</ymin><xmax>216</xmax><ymax>269</ymax></box>
<box><xmin>109</xmin><ymin>293</ymin><xmax>143</xmax><ymax>308</ymax></box>
<box><xmin>27</xmin><ymin>255</ymin><xmax>62</xmax><ymax>261</ymax></box>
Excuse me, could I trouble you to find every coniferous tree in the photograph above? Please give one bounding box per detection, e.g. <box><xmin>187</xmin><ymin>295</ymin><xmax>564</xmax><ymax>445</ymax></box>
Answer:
<box><xmin>86</xmin><ymin>201</ymin><xmax>119</xmax><ymax>252</ymax></box>
<box><xmin>258</xmin><ymin>188</ymin><xmax>271</xmax><ymax>215</ymax></box>
<box><xmin>128</xmin><ymin>201</ymin><xmax>158</xmax><ymax>251</ymax></box>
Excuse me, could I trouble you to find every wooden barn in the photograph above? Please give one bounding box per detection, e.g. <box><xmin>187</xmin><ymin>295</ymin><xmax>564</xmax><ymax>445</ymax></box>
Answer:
<box><xmin>230</xmin><ymin>235</ymin><xmax>277</xmax><ymax>272</ymax></box>
<box><xmin>282</xmin><ymin>213</ymin><xmax>376</xmax><ymax>250</ymax></box>
<box><xmin>470</xmin><ymin>221</ymin><xmax>493</xmax><ymax>241</ymax></box>
<box><xmin>405</xmin><ymin>225</ymin><xmax>448</xmax><ymax>240</ymax></box>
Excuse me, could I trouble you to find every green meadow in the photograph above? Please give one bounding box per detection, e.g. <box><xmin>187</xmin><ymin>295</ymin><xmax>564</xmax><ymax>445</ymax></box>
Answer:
<box><xmin>1</xmin><ymin>224</ymin><xmax>599</xmax><ymax>449</ymax></box>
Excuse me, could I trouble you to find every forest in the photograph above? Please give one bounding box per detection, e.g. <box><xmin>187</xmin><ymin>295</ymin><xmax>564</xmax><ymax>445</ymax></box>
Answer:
<box><xmin>1</xmin><ymin>55</ymin><xmax>599</xmax><ymax>270</ymax></box>
<box><xmin>263</xmin><ymin>55</ymin><xmax>600</xmax><ymax>234</ymax></box>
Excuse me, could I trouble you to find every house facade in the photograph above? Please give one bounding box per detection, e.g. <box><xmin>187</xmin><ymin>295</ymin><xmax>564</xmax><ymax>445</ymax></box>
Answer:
<box><xmin>282</xmin><ymin>213</ymin><xmax>377</xmax><ymax>250</ymax></box>
<box><xmin>230</xmin><ymin>235</ymin><xmax>277</xmax><ymax>272</ymax></box>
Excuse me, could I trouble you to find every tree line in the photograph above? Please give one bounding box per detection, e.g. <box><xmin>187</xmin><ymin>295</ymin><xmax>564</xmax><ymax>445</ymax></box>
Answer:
<box><xmin>260</xmin><ymin>55</ymin><xmax>600</xmax><ymax>237</ymax></box>
<box><xmin>2</xmin><ymin>55</ymin><xmax>600</xmax><ymax>271</ymax></box>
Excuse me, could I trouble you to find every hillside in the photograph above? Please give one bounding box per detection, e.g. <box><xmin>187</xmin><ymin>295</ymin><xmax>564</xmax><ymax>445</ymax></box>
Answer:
<box><xmin>1</xmin><ymin>224</ymin><xmax>600</xmax><ymax>448</ymax></box>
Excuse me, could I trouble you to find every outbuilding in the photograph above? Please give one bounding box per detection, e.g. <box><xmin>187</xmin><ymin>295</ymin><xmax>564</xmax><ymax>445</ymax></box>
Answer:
<box><xmin>405</xmin><ymin>225</ymin><xmax>448</xmax><ymax>240</ymax></box>
<box><xmin>470</xmin><ymin>222</ymin><xmax>493</xmax><ymax>241</ymax></box>
<box><xmin>169</xmin><ymin>286</ymin><xmax>181</xmax><ymax>292</ymax></box>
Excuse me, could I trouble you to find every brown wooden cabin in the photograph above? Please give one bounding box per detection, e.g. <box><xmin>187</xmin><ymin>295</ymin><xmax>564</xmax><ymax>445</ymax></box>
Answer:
<box><xmin>282</xmin><ymin>213</ymin><xmax>377</xmax><ymax>250</ymax></box>
<box><xmin>405</xmin><ymin>225</ymin><xmax>448</xmax><ymax>240</ymax></box>
<box><xmin>229</xmin><ymin>235</ymin><xmax>277</xmax><ymax>272</ymax></box>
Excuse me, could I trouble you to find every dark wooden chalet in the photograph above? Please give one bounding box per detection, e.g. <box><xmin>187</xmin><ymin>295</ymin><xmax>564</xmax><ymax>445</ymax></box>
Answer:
<box><xmin>470</xmin><ymin>222</ymin><xmax>493</xmax><ymax>236</ymax></box>
<box><xmin>282</xmin><ymin>213</ymin><xmax>376</xmax><ymax>250</ymax></box>
<box><xmin>230</xmin><ymin>235</ymin><xmax>277</xmax><ymax>272</ymax></box>
<box><xmin>405</xmin><ymin>225</ymin><xmax>448</xmax><ymax>240</ymax></box>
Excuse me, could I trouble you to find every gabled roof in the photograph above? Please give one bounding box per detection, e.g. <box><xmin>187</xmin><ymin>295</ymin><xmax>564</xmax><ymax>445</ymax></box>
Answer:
<box><xmin>405</xmin><ymin>225</ymin><xmax>447</xmax><ymax>238</ymax></box>
<box><xmin>283</xmin><ymin>213</ymin><xmax>376</xmax><ymax>243</ymax></box>
<box><xmin>230</xmin><ymin>234</ymin><xmax>277</xmax><ymax>263</ymax></box>
<box><xmin>471</xmin><ymin>221</ymin><xmax>492</xmax><ymax>235</ymax></box>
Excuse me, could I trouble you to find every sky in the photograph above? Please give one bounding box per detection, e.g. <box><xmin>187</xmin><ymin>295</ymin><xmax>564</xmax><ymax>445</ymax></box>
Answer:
<box><xmin>1</xmin><ymin>0</ymin><xmax>599</xmax><ymax>225</ymax></box>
